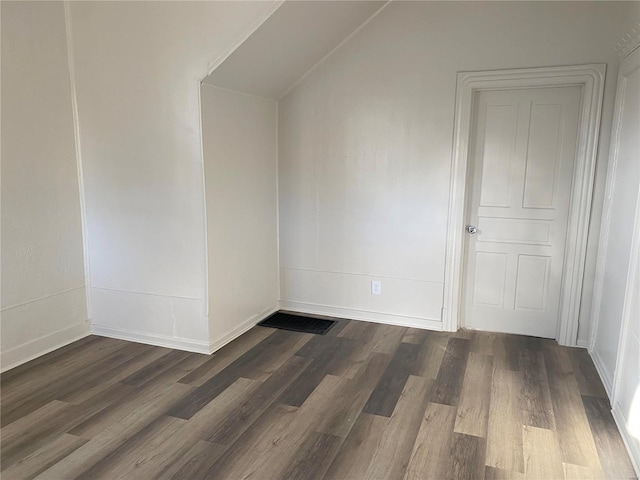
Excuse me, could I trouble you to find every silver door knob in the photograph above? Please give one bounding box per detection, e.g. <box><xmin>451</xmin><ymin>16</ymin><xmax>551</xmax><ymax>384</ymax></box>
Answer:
<box><xmin>466</xmin><ymin>225</ymin><xmax>477</xmax><ymax>234</ymax></box>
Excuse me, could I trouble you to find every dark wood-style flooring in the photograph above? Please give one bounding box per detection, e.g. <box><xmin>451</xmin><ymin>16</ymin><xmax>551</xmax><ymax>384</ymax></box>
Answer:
<box><xmin>1</xmin><ymin>317</ymin><xmax>636</xmax><ymax>479</ymax></box>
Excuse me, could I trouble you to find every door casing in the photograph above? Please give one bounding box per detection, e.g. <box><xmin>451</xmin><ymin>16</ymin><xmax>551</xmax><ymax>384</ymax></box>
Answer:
<box><xmin>443</xmin><ymin>64</ymin><xmax>606</xmax><ymax>346</ymax></box>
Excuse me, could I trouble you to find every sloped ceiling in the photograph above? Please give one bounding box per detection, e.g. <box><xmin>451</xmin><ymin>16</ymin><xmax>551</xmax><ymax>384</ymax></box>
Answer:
<box><xmin>202</xmin><ymin>0</ymin><xmax>387</xmax><ymax>100</ymax></box>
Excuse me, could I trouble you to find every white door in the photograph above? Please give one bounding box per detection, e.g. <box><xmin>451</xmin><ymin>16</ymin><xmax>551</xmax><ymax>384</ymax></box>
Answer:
<box><xmin>463</xmin><ymin>86</ymin><xmax>581</xmax><ymax>338</ymax></box>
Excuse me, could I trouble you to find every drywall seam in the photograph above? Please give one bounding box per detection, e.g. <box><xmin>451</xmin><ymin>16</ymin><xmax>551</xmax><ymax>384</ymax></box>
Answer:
<box><xmin>200</xmin><ymin>82</ymin><xmax>274</xmax><ymax>102</ymax></box>
<box><xmin>63</xmin><ymin>1</ymin><xmax>92</xmax><ymax>322</ymax></box>
<box><xmin>278</xmin><ymin>0</ymin><xmax>391</xmax><ymax>100</ymax></box>
<box><xmin>205</xmin><ymin>0</ymin><xmax>284</xmax><ymax>78</ymax></box>
<box><xmin>197</xmin><ymin>80</ymin><xmax>210</xmax><ymax>328</ymax></box>
<box><xmin>0</xmin><ymin>286</ymin><xmax>86</xmax><ymax>312</ymax></box>
<box><xmin>91</xmin><ymin>285</ymin><xmax>201</xmax><ymax>301</ymax></box>
<box><xmin>275</xmin><ymin>100</ymin><xmax>281</xmax><ymax>302</ymax></box>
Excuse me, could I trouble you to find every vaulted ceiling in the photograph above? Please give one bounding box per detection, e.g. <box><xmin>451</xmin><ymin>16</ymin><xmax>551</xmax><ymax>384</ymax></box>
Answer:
<box><xmin>202</xmin><ymin>0</ymin><xmax>387</xmax><ymax>100</ymax></box>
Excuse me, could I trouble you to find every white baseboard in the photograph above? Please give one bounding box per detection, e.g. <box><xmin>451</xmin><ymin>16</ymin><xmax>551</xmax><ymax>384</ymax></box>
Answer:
<box><xmin>612</xmin><ymin>404</ymin><xmax>640</xmax><ymax>477</ymax></box>
<box><xmin>91</xmin><ymin>324</ymin><xmax>211</xmax><ymax>354</ymax></box>
<box><xmin>589</xmin><ymin>348</ymin><xmax>614</xmax><ymax>399</ymax></box>
<box><xmin>209</xmin><ymin>303</ymin><xmax>280</xmax><ymax>354</ymax></box>
<box><xmin>576</xmin><ymin>339</ymin><xmax>589</xmax><ymax>348</ymax></box>
<box><xmin>279</xmin><ymin>301</ymin><xmax>443</xmax><ymax>331</ymax></box>
<box><xmin>1</xmin><ymin>322</ymin><xmax>91</xmax><ymax>373</ymax></box>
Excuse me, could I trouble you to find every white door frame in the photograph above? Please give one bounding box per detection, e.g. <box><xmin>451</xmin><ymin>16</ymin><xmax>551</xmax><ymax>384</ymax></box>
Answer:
<box><xmin>442</xmin><ymin>64</ymin><xmax>606</xmax><ymax>346</ymax></box>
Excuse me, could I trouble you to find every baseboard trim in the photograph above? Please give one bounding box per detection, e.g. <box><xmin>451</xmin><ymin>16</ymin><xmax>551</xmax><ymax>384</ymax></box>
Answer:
<box><xmin>1</xmin><ymin>322</ymin><xmax>91</xmax><ymax>373</ymax></box>
<box><xmin>91</xmin><ymin>324</ymin><xmax>211</xmax><ymax>355</ymax></box>
<box><xmin>209</xmin><ymin>303</ymin><xmax>280</xmax><ymax>354</ymax></box>
<box><xmin>612</xmin><ymin>404</ymin><xmax>640</xmax><ymax>476</ymax></box>
<box><xmin>589</xmin><ymin>348</ymin><xmax>614</xmax><ymax>399</ymax></box>
<box><xmin>576</xmin><ymin>339</ymin><xmax>589</xmax><ymax>348</ymax></box>
<box><xmin>279</xmin><ymin>301</ymin><xmax>443</xmax><ymax>331</ymax></box>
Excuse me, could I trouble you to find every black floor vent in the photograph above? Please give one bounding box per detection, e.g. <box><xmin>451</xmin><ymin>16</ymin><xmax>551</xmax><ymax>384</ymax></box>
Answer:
<box><xmin>258</xmin><ymin>312</ymin><xmax>337</xmax><ymax>335</ymax></box>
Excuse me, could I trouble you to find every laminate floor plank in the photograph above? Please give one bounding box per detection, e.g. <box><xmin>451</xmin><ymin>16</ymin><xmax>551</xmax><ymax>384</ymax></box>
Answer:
<box><xmin>177</xmin><ymin>326</ymin><xmax>275</xmax><ymax>386</ymax></box>
<box><xmin>520</xmin><ymin>348</ymin><xmax>555</xmax><ymax>429</ymax></box>
<box><xmin>1</xmin><ymin>325</ymin><xmax>634</xmax><ymax>480</ymax></box>
<box><xmin>569</xmin><ymin>348</ymin><xmax>609</xmax><ymax>399</ymax></box>
<box><xmin>278</xmin><ymin>336</ymin><xmax>356</xmax><ymax>407</ymax></box>
<box><xmin>0</xmin><ymin>335</ymin><xmax>100</xmax><ymax>384</ymax></box>
<box><xmin>522</xmin><ymin>425</ymin><xmax>565</xmax><ymax>480</ymax></box>
<box><xmin>323</xmin><ymin>412</ymin><xmax>387</xmax><ymax>480</ymax></box>
<box><xmin>543</xmin><ymin>341</ymin><xmax>602</xmax><ymax>469</ymax></box>
<box><xmin>582</xmin><ymin>395</ymin><xmax>637</xmax><ymax>479</ymax></box>
<box><xmin>450</xmin><ymin>432</ymin><xmax>487</xmax><ymax>480</ymax></box>
<box><xmin>454</xmin><ymin>352</ymin><xmax>493</xmax><ymax>437</ymax></box>
<box><xmin>279</xmin><ymin>431</ymin><xmax>344</xmax><ymax>480</ymax></box>
<box><xmin>167</xmin><ymin>329</ymin><xmax>311</xmax><ymax>419</ymax></box>
<box><xmin>206</xmin><ymin>355</ymin><xmax>312</xmax><ymax>445</ymax></box>
<box><xmin>412</xmin><ymin>337</ymin><xmax>447</xmax><ymax>379</ymax></box>
<box><xmin>316</xmin><ymin>352</ymin><xmax>391</xmax><ymax>438</ymax></box>
<box><xmin>121</xmin><ymin>349</ymin><xmax>193</xmax><ymax>387</ymax></box>
<box><xmin>363</xmin><ymin>341</ymin><xmax>421</xmax><ymax>417</ymax></box>
<box><xmin>485</xmin><ymin>466</ymin><xmax>525</xmax><ymax>479</ymax></box>
<box><xmin>1</xmin><ymin>432</ymin><xmax>88</xmax><ymax>480</ymax></box>
<box><xmin>363</xmin><ymin>375</ymin><xmax>433</xmax><ymax>480</ymax></box>
<box><xmin>156</xmin><ymin>439</ymin><xmax>226</xmax><ymax>480</ymax></box>
<box><xmin>563</xmin><ymin>462</ymin><xmax>606</xmax><ymax>479</ymax></box>
<box><xmin>486</xmin><ymin>366</ymin><xmax>524</xmax><ymax>473</ymax></box>
<box><xmin>59</xmin><ymin>345</ymin><xmax>171</xmax><ymax>405</ymax></box>
<box><xmin>34</xmin><ymin>383</ymin><xmax>195</xmax><ymax>480</ymax></box>
<box><xmin>429</xmin><ymin>336</ymin><xmax>470</xmax><ymax>406</ymax></box>
<box><xmin>404</xmin><ymin>401</ymin><xmax>457</xmax><ymax>480</ymax></box>
<box><xmin>402</xmin><ymin>327</ymin><xmax>431</xmax><ymax>345</ymax></box>
<box><xmin>74</xmin><ymin>415</ymin><xmax>189</xmax><ymax>480</ymax></box>
<box><xmin>1</xmin><ymin>338</ymin><xmax>135</xmax><ymax>426</ymax></box>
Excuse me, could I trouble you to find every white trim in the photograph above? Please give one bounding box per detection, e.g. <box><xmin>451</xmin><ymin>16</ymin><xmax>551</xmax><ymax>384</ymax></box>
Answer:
<box><xmin>590</xmin><ymin>348</ymin><xmax>614</xmax><ymax>399</ymax></box>
<box><xmin>209</xmin><ymin>303</ymin><xmax>280</xmax><ymax>354</ymax></box>
<box><xmin>589</xmin><ymin>50</ymin><xmax>640</xmax><ymax>353</ymax></box>
<box><xmin>279</xmin><ymin>300</ymin><xmax>443</xmax><ymax>332</ymax></box>
<box><xmin>615</xmin><ymin>21</ymin><xmax>640</xmax><ymax>59</ymax></box>
<box><xmin>92</xmin><ymin>303</ymin><xmax>280</xmax><ymax>356</ymax></box>
<box><xmin>64</xmin><ymin>2</ymin><xmax>92</xmax><ymax>323</ymax></box>
<box><xmin>443</xmin><ymin>64</ymin><xmax>606</xmax><ymax>345</ymax></box>
<box><xmin>91</xmin><ymin>325</ymin><xmax>211</xmax><ymax>355</ymax></box>
<box><xmin>612</xmin><ymin>405</ymin><xmax>640</xmax><ymax>476</ymax></box>
<box><xmin>1</xmin><ymin>323</ymin><xmax>91</xmax><ymax>373</ymax></box>
<box><xmin>576</xmin><ymin>339</ymin><xmax>589</xmax><ymax>349</ymax></box>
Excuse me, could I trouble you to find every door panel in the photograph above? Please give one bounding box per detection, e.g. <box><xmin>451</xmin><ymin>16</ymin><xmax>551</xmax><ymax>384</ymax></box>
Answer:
<box><xmin>463</xmin><ymin>86</ymin><xmax>581</xmax><ymax>338</ymax></box>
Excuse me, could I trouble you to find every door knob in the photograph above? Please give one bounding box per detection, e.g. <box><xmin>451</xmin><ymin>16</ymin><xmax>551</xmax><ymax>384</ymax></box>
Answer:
<box><xmin>466</xmin><ymin>225</ymin><xmax>477</xmax><ymax>234</ymax></box>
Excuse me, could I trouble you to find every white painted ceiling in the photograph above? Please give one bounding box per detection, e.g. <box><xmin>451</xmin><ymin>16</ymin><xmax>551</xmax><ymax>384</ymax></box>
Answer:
<box><xmin>202</xmin><ymin>0</ymin><xmax>387</xmax><ymax>100</ymax></box>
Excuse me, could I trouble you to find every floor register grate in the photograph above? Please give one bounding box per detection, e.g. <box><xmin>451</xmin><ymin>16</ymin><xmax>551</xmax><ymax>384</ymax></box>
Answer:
<box><xmin>258</xmin><ymin>312</ymin><xmax>337</xmax><ymax>335</ymax></box>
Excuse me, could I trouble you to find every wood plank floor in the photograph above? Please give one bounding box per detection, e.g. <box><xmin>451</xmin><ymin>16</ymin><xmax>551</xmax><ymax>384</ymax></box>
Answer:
<box><xmin>1</xmin><ymin>318</ymin><xmax>637</xmax><ymax>479</ymax></box>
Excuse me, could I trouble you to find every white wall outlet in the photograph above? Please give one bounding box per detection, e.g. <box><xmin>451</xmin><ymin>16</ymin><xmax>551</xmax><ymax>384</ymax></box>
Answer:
<box><xmin>371</xmin><ymin>280</ymin><xmax>382</xmax><ymax>295</ymax></box>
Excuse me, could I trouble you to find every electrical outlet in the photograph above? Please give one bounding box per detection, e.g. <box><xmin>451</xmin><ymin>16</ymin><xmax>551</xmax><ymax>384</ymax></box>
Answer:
<box><xmin>371</xmin><ymin>280</ymin><xmax>382</xmax><ymax>295</ymax></box>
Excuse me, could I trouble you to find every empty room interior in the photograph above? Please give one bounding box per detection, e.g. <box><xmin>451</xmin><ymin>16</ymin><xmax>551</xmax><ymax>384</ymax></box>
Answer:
<box><xmin>2</xmin><ymin>0</ymin><xmax>640</xmax><ymax>478</ymax></box>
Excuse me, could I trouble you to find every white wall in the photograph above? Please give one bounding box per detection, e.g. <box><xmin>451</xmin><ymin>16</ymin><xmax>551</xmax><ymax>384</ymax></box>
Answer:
<box><xmin>591</xmin><ymin>48</ymin><xmax>640</xmax><ymax>393</ymax></box>
<box><xmin>278</xmin><ymin>1</ymin><xmax>627</xmax><ymax>338</ymax></box>
<box><xmin>67</xmin><ymin>1</ymin><xmax>279</xmax><ymax>352</ymax></box>
<box><xmin>590</xmin><ymin>40</ymin><xmax>640</xmax><ymax>472</ymax></box>
<box><xmin>1</xmin><ymin>1</ymin><xmax>89</xmax><ymax>370</ymax></box>
<box><xmin>201</xmin><ymin>85</ymin><xmax>279</xmax><ymax>350</ymax></box>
